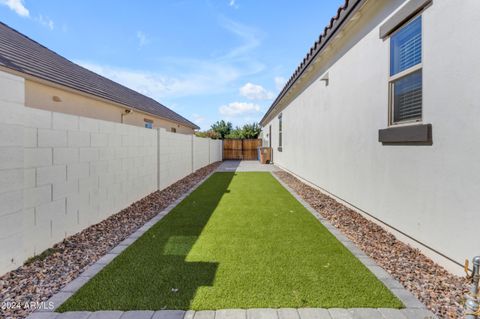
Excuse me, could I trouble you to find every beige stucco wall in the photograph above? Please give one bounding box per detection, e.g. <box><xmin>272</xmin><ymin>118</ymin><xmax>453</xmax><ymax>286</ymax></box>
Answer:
<box><xmin>25</xmin><ymin>80</ymin><xmax>195</xmax><ymax>134</ymax></box>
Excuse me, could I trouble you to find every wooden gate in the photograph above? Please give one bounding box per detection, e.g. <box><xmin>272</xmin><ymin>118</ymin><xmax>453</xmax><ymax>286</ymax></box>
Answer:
<box><xmin>223</xmin><ymin>139</ymin><xmax>262</xmax><ymax>160</ymax></box>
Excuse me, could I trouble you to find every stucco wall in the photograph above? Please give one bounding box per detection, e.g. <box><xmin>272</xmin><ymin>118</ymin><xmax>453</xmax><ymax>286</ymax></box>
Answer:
<box><xmin>25</xmin><ymin>80</ymin><xmax>195</xmax><ymax>134</ymax></box>
<box><xmin>0</xmin><ymin>71</ymin><xmax>221</xmax><ymax>275</ymax></box>
<box><xmin>263</xmin><ymin>0</ymin><xmax>480</xmax><ymax>274</ymax></box>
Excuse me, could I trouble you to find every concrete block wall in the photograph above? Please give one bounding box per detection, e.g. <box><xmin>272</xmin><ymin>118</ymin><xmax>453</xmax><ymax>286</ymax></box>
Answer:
<box><xmin>0</xmin><ymin>70</ymin><xmax>222</xmax><ymax>275</ymax></box>
<box><xmin>22</xmin><ymin>107</ymin><xmax>158</xmax><ymax>263</ymax></box>
<box><xmin>193</xmin><ymin>136</ymin><xmax>210</xmax><ymax>171</ymax></box>
<box><xmin>209</xmin><ymin>139</ymin><xmax>223</xmax><ymax>164</ymax></box>
<box><xmin>158</xmin><ymin>130</ymin><xmax>223</xmax><ymax>190</ymax></box>
<box><xmin>158</xmin><ymin>128</ymin><xmax>193</xmax><ymax>190</ymax></box>
<box><xmin>0</xmin><ymin>71</ymin><xmax>25</xmax><ymax>274</ymax></box>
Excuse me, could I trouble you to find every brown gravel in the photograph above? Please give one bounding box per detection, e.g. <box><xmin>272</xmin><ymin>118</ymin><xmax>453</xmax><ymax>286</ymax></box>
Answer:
<box><xmin>0</xmin><ymin>162</ymin><xmax>220</xmax><ymax>319</ymax></box>
<box><xmin>274</xmin><ymin>171</ymin><xmax>468</xmax><ymax>319</ymax></box>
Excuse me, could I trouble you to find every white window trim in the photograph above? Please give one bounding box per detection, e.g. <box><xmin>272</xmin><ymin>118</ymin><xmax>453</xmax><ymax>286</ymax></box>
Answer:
<box><xmin>388</xmin><ymin>14</ymin><xmax>424</xmax><ymax>127</ymax></box>
<box><xmin>278</xmin><ymin>114</ymin><xmax>283</xmax><ymax>151</ymax></box>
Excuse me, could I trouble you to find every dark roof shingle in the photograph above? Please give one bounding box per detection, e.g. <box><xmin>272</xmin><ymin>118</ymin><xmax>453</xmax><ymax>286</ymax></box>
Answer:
<box><xmin>0</xmin><ymin>22</ymin><xmax>199</xmax><ymax>129</ymax></box>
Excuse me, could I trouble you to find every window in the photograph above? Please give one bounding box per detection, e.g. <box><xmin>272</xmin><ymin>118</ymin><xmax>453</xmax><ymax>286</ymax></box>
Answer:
<box><xmin>278</xmin><ymin>114</ymin><xmax>282</xmax><ymax>151</ymax></box>
<box><xmin>389</xmin><ymin>15</ymin><xmax>422</xmax><ymax>124</ymax></box>
<box><xmin>171</xmin><ymin>127</ymin><xmax>177</xmax><ymax>133</ymax></box>
<box><xmin>144</xmin><ymin>118</ymin><xmax>153</xmax><ymax>129</ymax></box>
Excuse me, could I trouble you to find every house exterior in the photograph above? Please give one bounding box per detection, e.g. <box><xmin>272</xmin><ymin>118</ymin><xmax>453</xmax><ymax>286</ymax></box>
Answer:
<box><xmin>0</xmin><ymin>22</ymin><xmax>199</xmax><ymax>134</ymax></box>
<box><xmin>260</xmin><ymin>0</ymin><xmax>480</xmax><ymax>275</ymax></box>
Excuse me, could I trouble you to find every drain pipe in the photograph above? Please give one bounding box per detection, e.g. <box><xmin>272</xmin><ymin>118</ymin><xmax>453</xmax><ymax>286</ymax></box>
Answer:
<box><xmin>465</xmin><ymin>256</ymin><xmax>480</xmax><ymax>319</ymax></box>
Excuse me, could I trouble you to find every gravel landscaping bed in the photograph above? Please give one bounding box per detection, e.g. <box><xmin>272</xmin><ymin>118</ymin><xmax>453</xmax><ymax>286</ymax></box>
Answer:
<box><xmin>274</xmin><ymin>171</ymin><xmax>468</xmax><ymax>319</ymax></box>
<box><xmin>0</xmin><ymin>162</ymin><xmax>220</xmax><ymax>319</ymax></box>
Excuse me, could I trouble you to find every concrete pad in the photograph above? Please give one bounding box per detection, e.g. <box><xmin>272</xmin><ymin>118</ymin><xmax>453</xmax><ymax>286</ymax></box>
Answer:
<box><xmin>45</xmin><ymin>292</ymin><xmax>73</xmax><ymax>311</ymax></box>
<box><xmin>88</xmin><ymin>311</ymin><xmax>123</xmax><ymax>319</ymax></box>
<box><xmin>277</xmin><ymin>308</ymin><xmax>299</xmax><ymax>319</ymax></box>
<box><xmin>118</xmin><ymin>237</ymin><xmax>136</xmax><ymax>246</ymax></box>
<box><xmin>378</xmin><ymin>308</ymin><xmax>408</xmax><ymax>319</ymax></box>
<box><xmin>193</xmin><ymin>310</ymin><xmax>215</xmax><ymax>319</ymax></box>
<box><xmin>390</xmin><ymin>289</ymin><xmax>427</xmax><ymax>309</ymax></box>
<box><xmin>109</xmin><ymin>244</ymin><xmax>128</xmax><ymax>254</ymax></box>
<box><xmin>79</xmin><ymin>263</ymin><xmax>106</xmax><ymax>278</ymax></box>
<box><xmin>119</xmin><ymin>311</ymin><xmax>154</xmax><ymax>319</ymax></box>
<box><xmin>381</xmin><ymin>277</ymin><xmax>406</xmax><ymax>290</ymax></box>
<box><xmin>349</xmin><ymin>308</ymin><xmax>383</xmax><ymax>319</ymax></box>
<box><xmin>26</xmin><ymin>313</ymin><xmax>59</xmax><ymax>319</ymax></box>
<box><xmin>95</xmin><ymin>254</ymin><xmax>117</xmax><ymax>265</ymax></box>
<box><xmin>152</xmin><ymin>310</ymin><xmax>186</xmax><ymax>319</ymax></box>
<box><xmin>183</xmin><ymin>310</ymin><xmax>195</xmax><ymax>319</ymax></box>
<box><xmin>401</xmin><ymin>309</ymin><xmax>437</xmax><ymax>319</ymax></box>
<box><xmin>246</xmin><ymin>308</ymin><xmax>278</xmax><ymax>319</ymax></box>
<box><xmin>366</xmin><ymin>265</ymin><xmax>392</xmax><ymax>280</ymax></box>
<box><xmin>215</xmin><ymin>309</ymin><xmax>247</xmax><ymax>319</ymax></box>
<box><xmin>357</xmin><ymin>256</ymin><xmax>378</xmax><ymax>266</ymax></box>
<box><xmin>56</xmin><ymin>312</ymin><xmax>91</xmax><ymax>319</ymax></box>
<box><xmin>327</xmin><ymin>309</ymin><xmax>353</xmax><ymax>319</ymax></box>
<box><xmin>217</xmin><ymin>160</ymin><xmax>278</xmax><ymax>172</ymax></box>
<box><xmin>297</xmin><ymin>308</ymin><xmax>331</xmax><ymax>319</ymax></box>
<box><xmin>61</xmin><ymin>276</ymin><xmax>90</xmax><ymax>293</ymax></box>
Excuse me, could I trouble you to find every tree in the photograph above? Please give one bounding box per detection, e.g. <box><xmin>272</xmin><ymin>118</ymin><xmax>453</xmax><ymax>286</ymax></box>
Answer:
<box><xmin>241</xmin><ymin>122</ymin><xmax>261</xmax><ymax>139</ymax></box>
<box><xmin>210</xmin><ymin>120</ymin><xmax>232</xmax><ymax>139</ymax></box>
<box><xmin>225</xmin><ymin>126</ymin><xmax>243</xmax><ymax>139</ymax></box>
<box><xmin>195</xmin><ymin>130</ymin><xmax>221</xmax><ymax>139</ymax></box>
<box><xmin>224</xmin><ymin>122</ymin><xmax>262</xmax><ymax>139</ymax></box>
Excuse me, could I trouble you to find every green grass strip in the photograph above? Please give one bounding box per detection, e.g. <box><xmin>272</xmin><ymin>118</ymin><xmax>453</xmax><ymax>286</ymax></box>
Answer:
<box><xmin>58</xmin><ymin>172</ymin><xmax>402</xmax><ymax>311</ymax></box>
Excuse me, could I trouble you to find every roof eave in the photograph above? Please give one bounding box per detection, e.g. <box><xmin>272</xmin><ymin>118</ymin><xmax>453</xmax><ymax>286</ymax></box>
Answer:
<box><xmin>260</xmin><ymin>0</ymin><xmax>367</xmax><ymax>126</ymax></box>
<box><xmin>0</xmin><ymin>65</ymin><xmax>200</xmax><ymax>130</ymax></box>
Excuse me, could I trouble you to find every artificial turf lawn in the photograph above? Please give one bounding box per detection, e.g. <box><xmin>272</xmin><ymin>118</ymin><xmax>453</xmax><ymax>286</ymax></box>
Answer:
<box><xmin>58</xmin><ymin>172</ymin><xmax>403</xmax><ymax>311</ymax></box>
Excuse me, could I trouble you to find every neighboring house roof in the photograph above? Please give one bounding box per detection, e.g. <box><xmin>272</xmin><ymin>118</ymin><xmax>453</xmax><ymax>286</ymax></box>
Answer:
<box><xmin>0</xmin><ymin>22</ymin><xmax>199</xmax><ymax>130</ymax></box>
<box><xmin>260</xmin><ymin>0</ymin><xmax>365</xmax><ymax>126</ymax></box>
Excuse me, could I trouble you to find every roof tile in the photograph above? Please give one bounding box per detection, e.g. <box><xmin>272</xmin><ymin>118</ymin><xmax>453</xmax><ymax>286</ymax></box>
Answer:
<box><xmin>0</xmin><ymin>22</ymin><xmax>199</xmax><ymax>130</ymax></box>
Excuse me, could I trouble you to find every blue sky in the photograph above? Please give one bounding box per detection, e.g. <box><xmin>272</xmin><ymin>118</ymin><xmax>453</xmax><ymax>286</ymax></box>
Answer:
<box><xmin>0</xmin><ymin>0</ymin><xmax>343</xmax><ymax>130</ymax></box>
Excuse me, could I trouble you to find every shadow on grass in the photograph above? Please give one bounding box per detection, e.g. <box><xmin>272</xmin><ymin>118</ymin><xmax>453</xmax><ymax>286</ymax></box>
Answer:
<box><xmin>58</xmin><ymin>172</ymin><xmax>235</xmax><ymax>311</ymax></box>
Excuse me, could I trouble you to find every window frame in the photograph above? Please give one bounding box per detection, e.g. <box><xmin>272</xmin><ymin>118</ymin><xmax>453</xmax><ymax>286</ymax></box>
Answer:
<box><xmin>388</xmin><ymin>14</ymin><xmax>424</xmax><ymax>127</ymax></box>
<box><xmin>278</xmin><ymin>114</ymin><xmax>283</xmax><ymax>151</ymax></box>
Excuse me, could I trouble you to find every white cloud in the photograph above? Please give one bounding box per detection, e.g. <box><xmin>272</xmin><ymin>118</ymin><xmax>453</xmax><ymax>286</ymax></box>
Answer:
<box><xmin>228</xmin><ymin>0</ymin><xmax>239</xmax><ymax>9</ymax></box>
<box><xmin>77</xmin><ymin>60</ymin><xmax>247</xmax><ymax>100</ymax></box>
<box><xmin>192</xmin><ymin>113</ymin><xmax>205</xmax><ymax>125</ymax></box>
<box><xmin>0</xmin><ymin>0</ymin><xmax>29</xmax><ymax>17</ymax></box>
<box><xmin>74</xmin><ymin>18</ymin><xmax>264</xmax><ymax>100</ymax></box>
<box><xmin>36</xmin><ymin>15</ymin><xmax>54</xmax><ymax>30</ymax></box>
<box><xmin>0</xmin><ymin>0</ymin><xmax>56</xmax><ymax>31</ymax></box>
<box><xmin>219</xmin><ymin>102</ymin><xmax>261</xmax><ymax>117</ymax></box>
<box><xmin>219</xmin><ymin>17</ymin><xmax>261</xmax><ymax>59</ymax></box>
<box><xmin>274</xmin><ymin>76</ymin><xmax>287</xmax><ymax>91</ymax></box>
<box><xmin>136</xmin><ymin>31</ymin><xmax>150</xmax><ymax>47</ymax></box>
<box><xmin>239</xmin><ymin>82</ymin><xmax>274</xmax><ymax>100</ymax></box>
